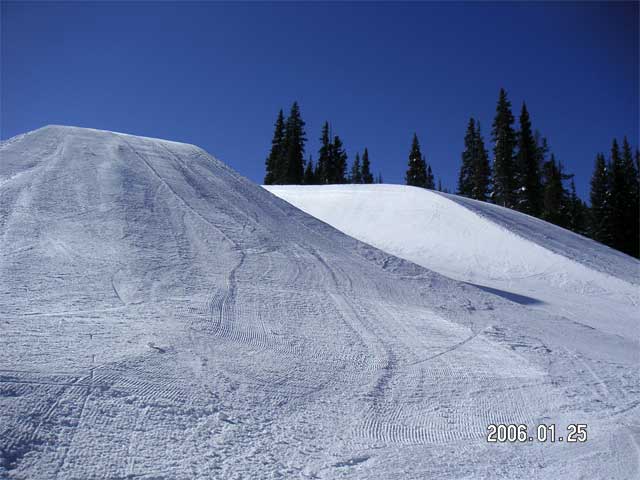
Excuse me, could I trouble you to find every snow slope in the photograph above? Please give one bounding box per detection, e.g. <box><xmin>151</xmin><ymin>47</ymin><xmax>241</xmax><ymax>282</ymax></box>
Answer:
<box><xmin>266</xmin><ymin>184</ymin><xmax>639</xmax><ymax>341</ymax></box>
<box><xmin>0</xmin><ymin>127</ymin><xmax>638</xmax><ymax>479</ymax></box>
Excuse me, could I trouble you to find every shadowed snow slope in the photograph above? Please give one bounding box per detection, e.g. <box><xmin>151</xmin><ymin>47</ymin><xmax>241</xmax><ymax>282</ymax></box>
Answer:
<box><xmin>0</xmin><ymin>127</ymin><xmax>638</xmax><ymax>479</ymax></box>
<box><xmin>266</xmin><ymin>184</ymin><xmax>639</xmax><ymax>341</ymax></box>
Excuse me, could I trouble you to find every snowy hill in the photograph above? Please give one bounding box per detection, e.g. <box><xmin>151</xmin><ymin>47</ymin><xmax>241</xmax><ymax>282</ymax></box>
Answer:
<box><xmin>0</xmin><ymin>127</ymin><xmax>637</xmax><ymax>479</ymax></box>
<box><xmin>266</xmin><ymin>184</ymin><xmax>639</xmax><ymax>341</ymax></box>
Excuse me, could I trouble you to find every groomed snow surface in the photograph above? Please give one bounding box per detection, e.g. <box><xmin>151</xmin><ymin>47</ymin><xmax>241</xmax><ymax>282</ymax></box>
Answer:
<box><xmin>265</xmin><ymin>185</ymin><xmax>639</xmax><ymax>341</ymax></box>
<box><xmin>0</xmin><ymin>126</ymin><xmax>638</xmax><ymax>479</ymax></box>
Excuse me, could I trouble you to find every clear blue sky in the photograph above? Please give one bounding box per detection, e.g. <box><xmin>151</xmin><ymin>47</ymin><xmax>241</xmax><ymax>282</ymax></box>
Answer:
<box><xmin>2</xmin><ymin>1</ymin><xmax>638</xmax><ymax>200</ymax></box>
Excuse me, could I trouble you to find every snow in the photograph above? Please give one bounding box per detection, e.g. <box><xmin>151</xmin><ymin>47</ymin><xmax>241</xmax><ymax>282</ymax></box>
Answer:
<box><xmin>0</xmin><ymin>127</ymin><xmax>638</xmax><ymax>479</ymax></box>
<box><xmin>266</xmin><ymin>184</ymin><xmax>639</xmax><ymax>340</ymax></box>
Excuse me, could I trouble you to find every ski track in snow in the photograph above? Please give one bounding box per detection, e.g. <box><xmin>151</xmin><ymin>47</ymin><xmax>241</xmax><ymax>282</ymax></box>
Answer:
<box><xmin>0</xmin><ymin>127</ymin><xmax>638</xmax><ymax>479</ymax></box>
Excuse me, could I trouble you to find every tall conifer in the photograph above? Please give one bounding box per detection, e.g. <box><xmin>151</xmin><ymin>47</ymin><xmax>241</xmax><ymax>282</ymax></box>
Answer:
<box><xmin>612</xmin><ymin>138</ymin><xmax>640</xmax><ymax>256</ymax></box>
<box><xmin>426</xmin><ymin>163</ymin><xmax>435</xmax><ymax>189</ymax></box>
<box><xmin>567</xmin><ymin>178</ymin><xmax>587</xmax><ymax>235</ymax></box>
<box><xmin>491</xmin><ymin>88</ymin><xmax>517</xmax><ymax>207</ymax></box>
<box><xmin>541</xmin><ymin>155</ymin><xmax>569</xmax><ymax>227</ymax></box>
<box><xmin>361</xmin><ymin>148</ymin><xmax>374</xmax><ymax>184</ymax></box>
<box><xmin>316</xmin><ymin>122</ymin><xmax>331</xmax><ymax>184</ymax></box>
<box><xmin>458</xmin><ymin>118</ymin><xmax>476</xmax><ymax>197</ymax></box>
<box><xmin>622</xmin><ymin>138</ymin><xmax>639</xmax><ymax>257</ymax></box>
<box><xmin>264</xmin><ymin>109</ymin><xmax>286</xmax><ymax>184</ymax></box>
<box><xmin>608</xmin><ymin>139</ymin><xmax>627</xmax><ymax>252</ymax></box>
<box><xmin>459</xmin><ymin>119</ymin><xmax>491</xmax><ymax>200</ymax></box>
<box><xmin>471</xmin><ymin>122</ymin><xmax>492</xmax><ymax>201</ymax></box>
<box><xmin>282</xmin><ymin>102</ymin><xmax>306</xmax><ymax>184</ymax></box>
<box><xmin>350</xmin><ymin>153</ymin><xmax>363</xmax><ymax>183</ymax></box>
<box><xmin>515</xmin><ymin>103</ymin><xmax>542</xmax><ymax>215</ymax></box>
<box><xmin>405</xmin><ymin>133</ymin><xmax>428</xmax><ymax>187</ymax></box>
<box><xmin>331</xmin><ymin>136</ymin><xmax>348</xmax><ymax>184</ymax></box>
<box><xmin>303</xmin><ymin>156</ymin><xmax>315</xmax><ymax>185</ymax></box>
<box><xmin>589</xmin><ymin>153</ymin><xmax>611</xmax><ymax>244</ymax></box>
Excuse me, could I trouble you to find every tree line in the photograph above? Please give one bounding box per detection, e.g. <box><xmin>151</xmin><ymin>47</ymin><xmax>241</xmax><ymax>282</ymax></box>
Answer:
<box><xmin>263</xmin><ymin>97</ymin><xmax>639</xmax><ymax>258</ymax></box>
<box><xmin>456</xmin><ymin>88</ymin><xmax>639</xmax><ymax>258</ymax></box>
<box><xmin>263</xmin><ymin>102</ymin><xmax>379</xmax><ymax>186</ymax></box>
<box><xmin>589</xmin><ymin>138</ymin><xmax>639</xmax><ymax>257</ymax></box>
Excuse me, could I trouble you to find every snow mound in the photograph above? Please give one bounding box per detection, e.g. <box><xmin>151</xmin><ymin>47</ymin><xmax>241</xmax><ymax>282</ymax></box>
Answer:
<box><xmin>1</xmin><ymin>127</ymin><xmax>637</xmax><ymax>479</ymax></box>
<box><xmin>266</xmin><ymin>184</ymin><xmax>639</xmax><ymax>340</ymax></box>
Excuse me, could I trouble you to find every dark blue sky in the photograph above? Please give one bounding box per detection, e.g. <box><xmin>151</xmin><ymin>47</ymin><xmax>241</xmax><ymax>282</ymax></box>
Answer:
<box><xmin>2</xmin><ymin>2</ymin><xmax>638</xmax><ymax>200</ymax></box>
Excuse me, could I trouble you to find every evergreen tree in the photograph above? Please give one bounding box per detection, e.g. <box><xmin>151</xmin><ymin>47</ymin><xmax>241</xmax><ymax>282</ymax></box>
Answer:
<box><xmin>621</xmin><ymin>138</ymin><xmax>639</xmax><ymax>257</ymax></box>
<box><xmin>350</xmin><ymin>153</ymin><xmax>363</xmax><ymax>183</ymax></box>
<box><xmin>264</xmin><ymin>109</ymin><xmax>286</xmax><ymax>184</ymax></box>
<box><xmin>405</xmin><ymin>133</ymin><xmax>428</xmax><ymax>187</ymax></box>
<box><xmin>534</xmin><ymin>133</ymin><xmax>550</xmax><ymax>210</ymax></box>
<box><xmin>361</xmin><ymin>148</ymin><xmax>374</xmax><ymax>184</ymax></box>
<box><xmin>566</xmin><ymin>178</ymin><xmax>588</xmax><ymax>235</ymax></box>
<box><xmin>303</xmin><ymin>156</ymin><xmax>315</xmax><ymax>185</ymax></box>
<box><xmin>491</xmin><ymin>88</ymin><xmax>517</xmax><ymax>207</ymax></box>
<box><xmin>330</xmin><ymin>135</ymin><xmax>348</xmax><ymax>184</ymax></box>
<box><xmin>471</xmin><ymin>122</ymin><xmax>492</xmax><ymax>201</ymax></box>
<box><xmin>458</xmin><ymin>118</ymin><xmax>476</xmax><ymax>197</ymax></box>
<box><xmin>514</xmin><ymin>103</ymin><xmax>542</xmax><ymax>215</ymax></box>
<box><xmin>589</xmin><ymin>153</ymin><xmax>611</xmax><ymax>245</ymax></box>
<box><xmin>315</xmin><ymin>121</ymin><xmax>331</xmax><ymax>184</ymax></box>
<box><xmin>437</xmin><ymin>178</ymin><xmax>443</xmax><ymax>192</ymax></box>
<box><xmin>534</xmin><ymin>133</ymin><xmax>550</xmax><ymax>171</ymax></box>
<box><xmin>608</xmin><ymin>139</ymin><xmax>626</xmax><ymax>253</ymax></box>
<box><xmin>377</xmin><ymin>173</ymin><xmax>383</xmax><ymax>184</ymax></box>
<box><xmin>282</xmin><ymin>101</ymin><xmax>306</xmax><ymax>184</ymax></box>
<box><xmin>459</xmin><ymin>119</ymin><xmax>492</xmax><ymax>200</ymax></box>
<box><xmin>541</xmin><ymin>154</ymin><xmax>569</xmax><ymax>227</ymax></box>
<box><xmin>426</xmin><ymin>163</ymin><xmax>435</xmax><ymax>189</ymax></box>
<box><xmin>315</xmin><ymin>122</ymin><xmax>347</xmax><ymax>184</ymax></box>
<box><xmin>610</xmin><ymin>138</ymin><xmax>640</xmax><ymax>257</ymax></box>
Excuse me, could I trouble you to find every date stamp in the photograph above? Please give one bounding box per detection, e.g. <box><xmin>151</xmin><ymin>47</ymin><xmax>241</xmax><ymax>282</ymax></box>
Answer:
<box><xmin>487</xmin><ymin>423</ymin><xmax>587</xmax><ymax>443</ymax></box>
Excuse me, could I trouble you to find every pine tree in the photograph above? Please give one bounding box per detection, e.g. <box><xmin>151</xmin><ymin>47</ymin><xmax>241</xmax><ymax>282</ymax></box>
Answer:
<box><xmin>426</xmin><ymin>163</ymin><xmax>435</xmax><ymax>189</ymax></box>
<box><xmin>567</xmin><ymin>178</ymin><xmax>587</xmax><ymax>235</ymax></box>
<box><xmin>361</xmin><ymin>148</ymin><xmax>374</xmax><ymax>184</ymax></box>
<box><xmin>316</xmin><ymin>121</ymin><xmax>331</xmax><ymax>184</ymax></box>
<box><xmin>534</xmin><ymin>133</ymin><xmax>549</xmax><ymax>170</ymax></box>
<box><xmin>471</xmin><ymin>122</ymin><xmax>492</xmax><ymax>201</ymax></box>
<box><xmin>264</xmin><ymin>109</ymin><xmax>286</xmax><ymax>184</ymax></box>
<box><xmin>491</xmin><ymin>88</ymin><xmax>517</xmax><ymax>207</ymax></box>
<box><xmin>534</xmin><ymin>133</ymin><xmax>550</xmax><ymax>210</ymax></box>
<box><xmin>622</xmin><ymin>138</ymin><xmax>639</xmax><ymax>257</ymax></box>
<box><xmin>459</xmin><ymin>119</ymin><xmax>492</xmax><ymax>200</ymax></box>
<box><xmin>303</xmin><ymin>156</ymin><xmax>315</xmax><ymax>185</ymax></box>
<box><xmin>315</xmin><ymin>122</ymin><xmax>347</xmax><ymax>184</ymax></box>
<box><xmin>437</xmin><ymin>178</ymin><xmax>443</xmax><ymax>192</ymax></box>
<box><xmin>457</xmin><ymin>118</ymin><xmax>476</xmax><ymax>197</ymax></box>
<box><xmin>514</xmin><ymin>103</ymin><xmax>542</xmax><ymax>215</ymax></box>
<box><xmin>377</xmin><ymin>173</ymin><xmax>383</xmax><ymax>184</ymax></box>
<box><xmin>589</xmin><ymin>153</ymin><xmax>611</xmax><ymax>245</ymax></box>
<box><xmin>541</xmin><ymin>154</ymin><xmax>569</xmax><ymax>227</ymax></box>
<box><xmin>405</xmin><ymin>133</ymin><xmax>428</xmax><ymax>187</ymax></box>
<box><xmin>608</xmin><ymin>139</ymin><xmax>627</xmax><ymax>253</ymax></box>
<box><xmin>611</xmin><ymin>137</ymin><xmax>640</xmax><ymax>257</ymax></box>
<box><xmin>350</xmin><ymin>153</ymin><xmax>363</xmax><ymax>183</ymax></box>
<box><xmin>282</xmin><ymin>101</ymin><xmax>306</xmax><ymax>184</ymax></box>
<box><xmin>331</xmin><ymin>135</ymin><xmax>348</xmax><ymax>184</ymax></box>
